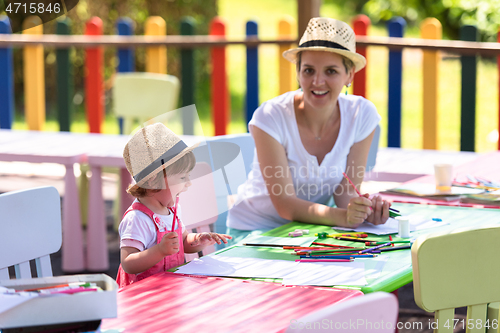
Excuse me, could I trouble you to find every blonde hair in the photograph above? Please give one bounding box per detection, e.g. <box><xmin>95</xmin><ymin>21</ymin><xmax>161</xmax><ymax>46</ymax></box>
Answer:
<box><xmin>127</xmin><ymin>151</ymin><xmax>196</xmax><ymax>198</ymax></box>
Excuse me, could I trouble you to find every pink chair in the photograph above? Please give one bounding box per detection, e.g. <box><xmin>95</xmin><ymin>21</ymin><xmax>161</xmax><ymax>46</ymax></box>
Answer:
<box><xmin>179</xmin><ymin>162</ymin><xmax>218</xmax><ymax>262</ymax></box>
<box><xmin>285</xmin><ymin>292</ymin><xmax>398</xmax><ymax>333</ymax></box>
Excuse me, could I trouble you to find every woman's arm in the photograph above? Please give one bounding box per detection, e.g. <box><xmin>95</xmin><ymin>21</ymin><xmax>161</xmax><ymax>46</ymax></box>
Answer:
<box><xmin>252</xmin><ymin>125</ymin><xmax>365</xmax><ymax>228</ymax></box>
<box><xmin>334</xmin><ymin>129</ymin><xmax>390</xmax><ymax>225</ymax></box>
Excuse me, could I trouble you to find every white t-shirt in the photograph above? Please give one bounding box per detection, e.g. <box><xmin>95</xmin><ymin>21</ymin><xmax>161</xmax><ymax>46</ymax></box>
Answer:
<box><xmin>227</xmin><ymin>90</ymin><xmax>381</xmax><ymax>231</ymax></box>
<box><xmin>119</xmin><ymin>200</ymin><xmax>186</xmax><ymax>251</ymax></box>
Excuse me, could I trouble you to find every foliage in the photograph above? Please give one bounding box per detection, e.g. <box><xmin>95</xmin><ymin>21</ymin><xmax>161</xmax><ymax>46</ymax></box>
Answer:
<box><xmin>325</xmin><ymin>0</ymin><xmax>500</xmax><ymax>41</ymax></box>
<box><xmin>3</xmin><ymin>0</ymin><xmax>217</xmax><ymax>119</ymax></box>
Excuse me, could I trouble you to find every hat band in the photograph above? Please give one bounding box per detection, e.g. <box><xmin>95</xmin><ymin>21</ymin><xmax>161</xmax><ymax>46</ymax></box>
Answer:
<box><xmin>299</xmin><ymin>40</ymin><xmax>350</xmax><ymax>52</ymax></box>
<box><xmin>133</xmin><ymin>140</ymin><xmax>188</xmax><ymax>183</ymax></box>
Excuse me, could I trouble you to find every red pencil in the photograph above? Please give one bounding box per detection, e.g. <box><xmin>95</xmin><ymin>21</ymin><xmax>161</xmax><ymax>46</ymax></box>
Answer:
<box><xmin>342</xmin><ymin>172</ymin><xmax>373</xmax><ymax>211</ymax></box>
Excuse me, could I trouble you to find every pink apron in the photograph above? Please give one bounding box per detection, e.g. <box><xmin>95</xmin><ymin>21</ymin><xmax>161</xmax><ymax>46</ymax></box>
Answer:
<box><xmin>116</xmin><ymin>202</ymin><xmax>185</xmax><ymax>288</ymax></box>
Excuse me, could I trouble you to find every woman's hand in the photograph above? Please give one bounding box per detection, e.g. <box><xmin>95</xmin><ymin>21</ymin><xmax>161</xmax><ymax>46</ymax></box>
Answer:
<box><xmin>365</xmin><ymin>195</ymin><xmax>391</xmax><ymax>225</ymax></box>
<box><xmin>345</xmin><ymin>193</ymin><xmax>372</xmax><ymax>227</ymax></box>
<box><xmin>190</xmin><ymin>232</ymin><xmax>232</xmax><ymax>247</ymax></box>
<box><xmin>158</xmin><ymin>232</ymin><xmax>180</xmax><ymax>256</ymax></box>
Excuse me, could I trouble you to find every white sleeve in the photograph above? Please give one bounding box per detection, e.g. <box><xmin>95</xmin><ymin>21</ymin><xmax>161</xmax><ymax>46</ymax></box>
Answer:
<box><xmin>118</xmin><ymin>211</ymin><xmax>157</xmax><ymax>250</ymax></box>
<box><xmin>354</xmin><ymin>99</ymin><xmax>381</xmax><ymax>143</ymax></box>
<box><xmin>249</xmin><ymin>100</ymin><xmax>285</xmax><ymax>145</ymax></box>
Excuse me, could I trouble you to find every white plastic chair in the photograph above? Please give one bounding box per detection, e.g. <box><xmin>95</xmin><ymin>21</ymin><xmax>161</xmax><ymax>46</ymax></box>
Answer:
<box><xmin>0</xmin><ymin>186</ymin><xmax>62</xmax><ymax>280</ymax></box>
<box><xmin>199</xmin><ymin>134</ymin><xmax>255</xmax><ymax>235</ymax></box>
<box><xmin>285</xmin><ymin>292</ymin><xmax>398</xmax><ymax>333</ymax></box>
<box><xmin>366</xmin><ymin>124</ymin><xmax>380</xmax><ymax>173</ymax></box>
<box><xmin>179</xmin><ymin>162</ymin><xmax>218</xmax><ymax>261</ymax></box>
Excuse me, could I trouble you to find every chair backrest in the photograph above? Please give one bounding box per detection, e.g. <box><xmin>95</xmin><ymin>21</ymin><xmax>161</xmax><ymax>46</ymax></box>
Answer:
<box><xmin>179</xmin><ymin>162</ymin><xmax>218</xmax><ymax>261</ymax></box>
<box><xmin>0</xmin><ymin>186</ymin><xmax>62</xmax><ymax>280</ymax></box>
<box><xmin>197</xmin><ymin>134</ymin><xmax>255</xmax><ymax>235</ymax></box>
<box><xmin>366</xmin><ymin>124</ymin><xmax>380</xmax><ymax>173</ymax></box>
<box><xmin>412</xmin><ymin>224</ymin><xmax>500</xmax><ymax>332</ymax></box>
<box><xmin>113</xmin><ymin>72</ymin><xmax>180</xmax><ymax>135</ymax></box>
<box><xmin>285</xmin><ymin>292</ymin><xmax>398</xmax><ymax>333</ymax></box>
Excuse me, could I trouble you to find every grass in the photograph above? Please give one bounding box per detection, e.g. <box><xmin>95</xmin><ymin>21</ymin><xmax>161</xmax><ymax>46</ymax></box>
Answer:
<box><xmin>12</xmin><ymin>0</ymin><xmax>500</xmax><ymax>152</ymax></box>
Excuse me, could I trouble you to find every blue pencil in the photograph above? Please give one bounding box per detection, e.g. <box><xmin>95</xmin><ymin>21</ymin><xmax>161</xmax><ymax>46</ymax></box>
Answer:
<box><xmin>359</xmin><ymin>242</ymin><xmax>392</xmax><ymax>254</ymax></box>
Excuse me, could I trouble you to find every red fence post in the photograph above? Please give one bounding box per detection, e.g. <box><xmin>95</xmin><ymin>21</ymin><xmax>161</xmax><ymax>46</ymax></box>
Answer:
<box><xmin>352</xmin><ymin>15</ymin><xmax>370</xmax><ymax>98</ymax></box>
<box><xmin>85</xmin><ymin>17</ymin><xmax>104</xmax><ymax>133</ymax></box>
<box><xmin>210</xmin><ymin>17</ymin><xmax>229</xmax><ymax>136</ymax></box>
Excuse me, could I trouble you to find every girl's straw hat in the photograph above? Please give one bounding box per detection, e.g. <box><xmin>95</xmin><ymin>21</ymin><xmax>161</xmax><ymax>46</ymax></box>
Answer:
<box><xmin>282</xmin><ymin>17</ymin><xmax>366</xmax><ymax>73</ymax></box>
<box><xmin>123</xmin><ymin>123</ymin><xmax>199</xmax><ymax>189</ymax></box>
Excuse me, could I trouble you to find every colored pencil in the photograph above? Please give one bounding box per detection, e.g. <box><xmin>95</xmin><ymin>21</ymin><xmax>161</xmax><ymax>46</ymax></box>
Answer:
<box><xmin>243</xmin><ymin>243</ymin><xmax>289</xmax><ymax>247</ymax></box>
<box><xmin>359</xmin><ymin>242</ymin><xmax>392</xmax><ymax>253</ymax></box>
<box><xmin>312</xmin><ymin>242</ymin><xmax>355</xmax><ymax>248</ymax></box>
<box><xmin>295</xmin><ymin>259</ymin><xmax>353</xmax><ymax>263</ymax></box>
<box><xmin>379</xmin><ymin>245</ymin><xmax>411</xmax><ymax>252</ymax></box>
<box><xmin>342</xmin><ymin>172</ymin><xmax>373</xmax><ymax>211</ymax></box>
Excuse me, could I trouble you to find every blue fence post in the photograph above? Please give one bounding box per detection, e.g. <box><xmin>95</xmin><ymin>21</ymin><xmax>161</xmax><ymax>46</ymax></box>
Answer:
<box><xmin>460</xmin><ymin>25</ymin><xmax>478</xmax><ymax>152</ymax></box>
<box><xmin>246</xmin><ymin>20</ymin><xmax>259</xmax><ymax>126</ymax></box>
<box><xmin>0</xmin><ymin>16</ymin><xmax>14</xmax><ymax>129</ymax></box>
<box><xmin>116</xmin><ymin>17</ymin><xmax>135</xmax><ymax>134</ymax></box>
<box><xmin>387</xmin><ymin>17</ymin><xmax>406</xmax><ymax>148</ymax></box>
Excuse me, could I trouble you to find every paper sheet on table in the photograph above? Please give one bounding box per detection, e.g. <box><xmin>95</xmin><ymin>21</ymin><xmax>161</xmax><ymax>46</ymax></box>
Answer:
<box><xmin>174</xmin><ymin>255</ymin><xmax>299</xmax><ymax>278</ymax></box>
<box><xmin>0</xmin><ymin>287</ymin><xmax>37</xmax><ymax>314</ymax></box>
<box><xmin>175</xmin><ymin>255</ymin><xmax>367</xmax><ymax>286</ymax></box>
<box><xmin>239</xmin><ymin>235</ymin><xmax>316</xmax><ymax>247</ymax></box>
<box><xmin>282</xmin><ymin>261</ymin><xmax>367</xmax><ymax>286</ymax></box>
<box><xmin>333</xmin><ymin>216</ymin><xmax>448</xmax><ymax>235</ymax></box>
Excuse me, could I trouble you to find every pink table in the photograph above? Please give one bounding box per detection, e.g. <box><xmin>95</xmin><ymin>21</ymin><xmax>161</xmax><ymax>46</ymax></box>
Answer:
<box><xmin>101</xmin><ymin>272</ymin><xmax>363</xmax><ymax>333</ymax></box>
<box><xmin>0</xmin><ymin>130</ymin><xmax>101</xmax><ymax>272</ymax></box>
<box><xmin>379</xmin><ymin>151</ymin><xmax>500</xmax><ymax>209</ymax></box>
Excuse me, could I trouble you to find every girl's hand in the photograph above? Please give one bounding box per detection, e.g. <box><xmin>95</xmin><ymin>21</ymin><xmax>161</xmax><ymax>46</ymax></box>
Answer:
<box><xmin>190</xmin><ymin>232</ymin><xmax>233</xmax><ymax>247</ymax></box>
<box><xmin>159</xmin><ymin>232</ymin><xmax>180</xmax><ymax>256</ymax></box>
<box><xmin>365</xmin><ymin>195</ymin><xmax>390</xmax><ymax>225</ymax></box>
<box><xmin>345</xmin><ymin>194</ymin><xmax>372</xmax><ymax>228</ymax></box>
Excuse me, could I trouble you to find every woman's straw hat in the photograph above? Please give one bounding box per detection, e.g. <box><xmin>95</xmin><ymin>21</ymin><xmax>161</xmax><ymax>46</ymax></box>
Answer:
<box><xmin>123</xmin><ymin>123</ymin><xmax>199</xmax><ymax>189</ymax></box>
<box><xmin>282</xmin><ymin>17</ymin><xmax>366</xmax><ymax>73</ymax></box>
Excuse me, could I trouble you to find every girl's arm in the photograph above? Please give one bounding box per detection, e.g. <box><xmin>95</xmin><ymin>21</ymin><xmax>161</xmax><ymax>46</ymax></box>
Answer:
<box><xmin>334</xmin><ymin>129</ymin><xmax>390</xmax><ymax>225</ymax></box>
<box><xmin>183</xmin><ymin>229</ymin><xmax>232</xmax><ymax>253</ymax></box>
<box><xmin>120</xmin><ymin>231</ymin><xmax>180</xmax><ymax>274</ymax></box>
<box><xmin>252</xmin><ymin>125</ymin><xmax>373</xmax><ymax>228</ymax></box>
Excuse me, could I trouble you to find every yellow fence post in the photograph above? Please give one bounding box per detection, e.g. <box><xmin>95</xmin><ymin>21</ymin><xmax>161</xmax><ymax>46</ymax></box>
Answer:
<box><xmin>145</xmin><ymin>16</ymin><xmax>167</xmax><ymax>74</ymax></box>
<box><xmin>278</xmin><ymin>16</ymin><xmax>295</xmax><ymax>95</ymax></box>
<box><xmin>23</xmin><ymin>16</ymin><xmax>45</xmax><ymax>131</ymax></box>
<box><xmin>421</xmin><ymin>18</ymin><xmax>442</xmax><ymax>150</ymax></box>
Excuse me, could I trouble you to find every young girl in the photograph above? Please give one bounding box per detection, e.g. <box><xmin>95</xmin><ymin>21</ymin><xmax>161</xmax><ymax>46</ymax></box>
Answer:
<box><xmin>116</xmin><ymin>123</ymin><xmax>231</xmax><ymax>288</ymax></box>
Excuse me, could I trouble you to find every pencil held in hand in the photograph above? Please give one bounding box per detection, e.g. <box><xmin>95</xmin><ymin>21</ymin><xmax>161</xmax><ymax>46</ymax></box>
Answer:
<box><xmin>342</xmin><ymin>172</ymin><xmax>373</xmax><ymax>211</ymax></box>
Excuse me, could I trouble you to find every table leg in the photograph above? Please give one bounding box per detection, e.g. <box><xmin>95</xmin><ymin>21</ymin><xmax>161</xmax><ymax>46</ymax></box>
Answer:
<box><xmin>62</xmin><ymin>163</ymin><xmax>85</xmax><ymax>272</ymax></box>
<box><xmin>392</xmin><ymin>289</ymin><xmax>399</xmax><ymax>333</ymax></box>
<box><xmin>87</xmin><ymin>165</ymin><xmax>109</xmax><ymax>271</ymax></box>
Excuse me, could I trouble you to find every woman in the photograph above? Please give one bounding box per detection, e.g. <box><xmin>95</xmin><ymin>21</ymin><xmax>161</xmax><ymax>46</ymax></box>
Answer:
<box><xmin>226</xmin><ymin>17</ymin><xmax>391</xmax><ymax>243</ymax></box>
